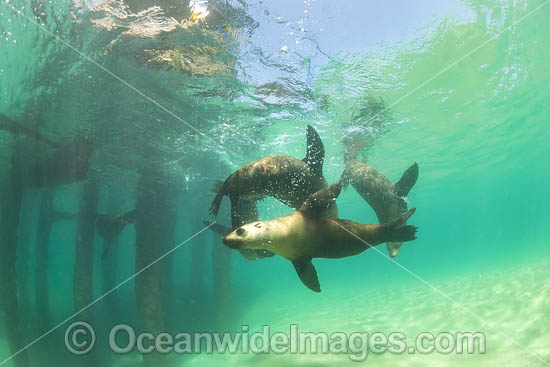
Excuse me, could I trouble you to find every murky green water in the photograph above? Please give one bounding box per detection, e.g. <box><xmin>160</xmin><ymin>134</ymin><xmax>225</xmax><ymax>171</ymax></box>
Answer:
<box><xmin>0</xmin><ymin>0</ymin><xmax>549</xmax><ymax>366</ymax></box>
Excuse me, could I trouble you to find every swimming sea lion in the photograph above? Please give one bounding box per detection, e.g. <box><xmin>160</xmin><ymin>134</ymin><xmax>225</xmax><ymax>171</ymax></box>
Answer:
<box><xmin>210</xmin><ymin>125</ymin><xmax>336</xmax><ymax>260</ymax></box>
<box><xmin>96</xmin><ymin>209</ymin><xmax>136</xmax><ymax>260</ymax></box>
<box><xmin>343</xmin><ymin>137</ymin><xmax>419</xmax><ymax>258</ymax></box>
<box><xmin>222</xmin><ymin>180</ymin><xmax>418</xmax><ymax>292</ymax></box>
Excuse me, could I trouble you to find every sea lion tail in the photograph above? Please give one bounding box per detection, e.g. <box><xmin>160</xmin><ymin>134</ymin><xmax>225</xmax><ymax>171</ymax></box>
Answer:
<box><xmin>394</xmin><ymin>163</ymin><xmax>419</xmax><ymax>198</ymax></box>
<box><xmin>383</xmin><ymin>208</ymin><xmax>417</xmax><ymax>243</ymax></box>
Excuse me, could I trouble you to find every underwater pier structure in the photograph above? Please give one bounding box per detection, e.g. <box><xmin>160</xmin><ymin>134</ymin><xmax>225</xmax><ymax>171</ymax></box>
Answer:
<box><xmin>0</xmin><ymin>145</ymin><xmax>31</xmax><ymax>367</ymax></box>
<box><xmin>211</xmin><ymin>232</ymin><xmax>233</xmax><ymax>326</ymax></box>
<box><xmin>0</xmin><ymin>119</ymin><xmax>96</xmax><ymax>366</ymax></box>
<box><xmin>99</xmin><ymin>185</ymin><xmax>129</xmax><ymax>327</ymax></box>
<box><xmin>73</xmin><ymin>181</ymin><xmax>100</xmax><ymax>365</ymax></box>
<box><xmin>134</xmin><ymin>166</ymin><xmax>174</xmax><ymax>367</ymax></box>
<box><xmin>34</xmin><ymin>188</ymin><xmax>76</xmax><ymax>334</ymax></box>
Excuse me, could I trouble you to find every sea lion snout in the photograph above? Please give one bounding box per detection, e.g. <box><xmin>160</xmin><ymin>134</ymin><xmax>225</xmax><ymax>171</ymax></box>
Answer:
<box><xmin>222</xmin><ymin>234</ymin><xmax>241</xmax><ymax>249</ymax></box>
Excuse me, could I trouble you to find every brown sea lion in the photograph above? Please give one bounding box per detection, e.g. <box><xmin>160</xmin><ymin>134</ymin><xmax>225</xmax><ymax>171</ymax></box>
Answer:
<box><xmin>222</xmin><ymin>179</ymin><xmax>418</xmax><ymax>292</ymax></box>
<box><xmin>343</xmin><ymin>138</ymin><xmax>419</xmax><ymax>258</ymax></box>
<box><xmin>209</xmin><ymin>125</ymin><xmax>337</xmax><ymax>260</ymax></box>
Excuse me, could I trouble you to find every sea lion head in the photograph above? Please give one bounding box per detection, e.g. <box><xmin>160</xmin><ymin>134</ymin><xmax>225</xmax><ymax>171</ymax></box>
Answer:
<box><xmin>222</xmin><ymin>221</ymin><xmax>272</xmax><ymax>250</ymax></box>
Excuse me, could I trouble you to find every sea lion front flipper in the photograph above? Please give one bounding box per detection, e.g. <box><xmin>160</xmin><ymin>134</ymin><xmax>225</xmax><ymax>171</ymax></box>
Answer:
<box><xmin>96</xmin><ymin>209</ymin><xmax>135</xmax><ymax>242</ymax></box>
<box><xmin>394</xmin><ymin>162</ymin><xmax>419</xmax><ymax>198</ymax></box>
<box><xmin>302</xmin><ymin>125</ymin><xmax>325</xmax><ymax>177</ymax></box>
<box><xmin>299</xmin><ymin>178</ymin><xmax>345</xmax><ymax>217</ymax></box>
<box><xmin>202</xmin><ymin>220</ymin><xmax>232</xmax><ymax>236</ymax></box>
<box><xmin>292</xmin><ymin>258</ymin><xmax>321</xmax><ymax>292</ymax></box>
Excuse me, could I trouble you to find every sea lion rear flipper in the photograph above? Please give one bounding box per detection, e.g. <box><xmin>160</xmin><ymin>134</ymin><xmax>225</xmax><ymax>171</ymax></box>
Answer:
<box><xmin>302</xmin><ymin>125</ymin><xmax>325</xmax><ymax>177</ymax></box>
<box><xmin>292</xmin><ymin>258</ymin><xmax>321</xmax><ymax>292</ymax></box>
<box><xmin>202</xmin><ymin>220</ymin><xmax>232</xmax><ymax>236</ymax></box>
<box><xmin>394</xmin><ymin>163</ymin><xmax>419</xmax><ymax>197</ymax></box>
<box><xmin>382</xmin><ymin>209</ymin><xmax>418</xmax><ymax>243</ymax></box>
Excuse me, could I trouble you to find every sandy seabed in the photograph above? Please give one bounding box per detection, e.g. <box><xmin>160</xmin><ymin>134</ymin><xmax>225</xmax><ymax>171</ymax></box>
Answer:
<box><xmin>186</xmin><ymin>259</ymin><xmax>550</xmax><ymax>367</ymax></box>
<box><xmin>1</xmin><ymin>260</ymin><xmax>548</xmax><ymax>367</ymax></box>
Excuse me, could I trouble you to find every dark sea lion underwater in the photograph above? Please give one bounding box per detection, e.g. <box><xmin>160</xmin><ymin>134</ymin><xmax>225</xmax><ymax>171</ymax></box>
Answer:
<box><xmin>343</xmin><ymin>138</ymin><xmax>419</xmax><ymax>258</ymax></box>
<box><xmin>209</xmin><ymin>125</ymin><xmax>337</xmax><ymax>260</ymax></box>
<box><xmin>222</xmin><ymin>179</ymin><xmax>418</xmax><ymax>292</ymax></box>
<box><xmin>96</xmin><ymin>209</ymin><xmax>137</xmax><ymax>260</ymax></box>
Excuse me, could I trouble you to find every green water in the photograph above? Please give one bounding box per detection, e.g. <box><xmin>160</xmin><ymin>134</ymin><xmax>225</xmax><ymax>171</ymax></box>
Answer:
<box><xmin>0</xmin><ymin>0</ymin><xmax>549</xmax><ymax>366</ymax></box>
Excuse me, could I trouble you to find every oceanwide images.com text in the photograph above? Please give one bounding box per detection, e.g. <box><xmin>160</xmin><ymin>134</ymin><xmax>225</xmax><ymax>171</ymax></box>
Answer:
<box><xmin>65</xmin><ymin>322</ymin><xmax>486</xmax><ymax>362</ymax></box>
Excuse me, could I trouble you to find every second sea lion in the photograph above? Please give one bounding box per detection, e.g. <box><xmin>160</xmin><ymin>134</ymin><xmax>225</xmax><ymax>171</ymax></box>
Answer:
<box><xmin>209</xmin><ymin>125</ymin><xmax>337</xmax><ymax>260</ymax></box>
<box><xmin>96</xmin><ymin>209</ymin><xmax>136</xmax><ymax>261</ymax></box>
<box><xmin>343</xmin><ymin>137</ymin><xmax>419</xmax><ymax>258</ymax></box>
<box><xmin>222</xmin><ymin>179</ymin><xmax>418</xmax><ymax>292</ymax></box>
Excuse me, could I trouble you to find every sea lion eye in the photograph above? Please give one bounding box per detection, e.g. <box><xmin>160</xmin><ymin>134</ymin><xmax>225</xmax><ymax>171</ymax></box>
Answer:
<box><xmin>254</xmin><ymin>223</ymin><xmax>262</xmax><ymax>228</ymax></box>
<box><xmin>236</xmin><ymin>228</ymin><xmax>245</xmax><ymax>236</ymax></box>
